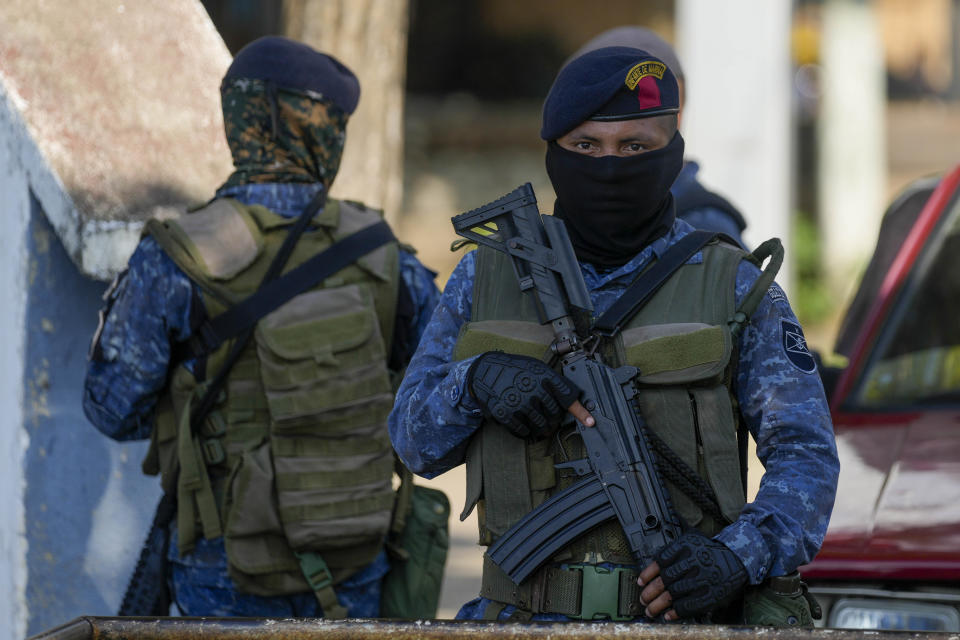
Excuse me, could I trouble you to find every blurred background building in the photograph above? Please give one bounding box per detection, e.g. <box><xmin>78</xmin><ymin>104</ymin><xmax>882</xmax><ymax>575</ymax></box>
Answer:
<box><xmin>2</xmin><ymin>0</ymin><xmax>959</xmax><ymax>635</ymax></box>
<box><xmin>201</xmin><ymin>0</ymin><xmax>960</xmax><ymax>343</ymax></box>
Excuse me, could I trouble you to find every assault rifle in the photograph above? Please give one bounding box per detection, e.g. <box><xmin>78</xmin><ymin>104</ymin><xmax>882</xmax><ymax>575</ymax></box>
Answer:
<box><xmin>452</xmin><ymin>183</ymin><xmax>683</xmax><ymax>585</ymax></box>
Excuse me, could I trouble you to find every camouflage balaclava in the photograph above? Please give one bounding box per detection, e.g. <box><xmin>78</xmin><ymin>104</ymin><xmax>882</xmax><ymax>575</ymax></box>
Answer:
<box><xmin>217</xmin><ymin>37</ymin><xmax>360</xmax><ymax>191</ymax></box>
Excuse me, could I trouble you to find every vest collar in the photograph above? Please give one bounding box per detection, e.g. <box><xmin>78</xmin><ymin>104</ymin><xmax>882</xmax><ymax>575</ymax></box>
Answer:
<box><xmin>214</xmin><ymin>182</ymin><xmax>339</xmax><ymax>230</ymax></box>
<box><xmin>581</xmin><ymin>218</ymin><xmax>705</xmax><ymax>289</ymax></box>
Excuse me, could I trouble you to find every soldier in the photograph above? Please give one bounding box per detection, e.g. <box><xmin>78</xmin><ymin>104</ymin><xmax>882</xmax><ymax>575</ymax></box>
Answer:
<box><xmin>83</xmin><ymin>37</ymin><xmax>439</xmax><ymax>617</ymax></box>
<box><xmin>568</xmin><ymin>26</ymin><xmax>748</xmax><ymax>248</ymax></box>
<box><xmin>389</xmin><ymin>47</ymin><xmax>838</xmax><ymax>623</ymax></box>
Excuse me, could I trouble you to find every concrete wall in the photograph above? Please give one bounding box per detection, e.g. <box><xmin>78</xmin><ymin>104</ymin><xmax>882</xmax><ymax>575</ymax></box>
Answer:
<box><xmin>1</xmin><ymin>61</ymin><xmax>163</xmax><ymax>640</ymax></box>
<box><xmin>0</xmin><ymin>0</ymin><xmax>232</xmax><ymax>280</ymax></box>
<box><xmin>23</xmin><ymin>198</ymin><xmax>162</xmax><ymax>636</ymax></box>
<box><xmin>0</xmin><ymin>84</ymin><xmax>32</xmax><ymax>640</ymax></box>
<box><xmin>0</xmin><ymin>5</ymin><xmax>234</xmax><ymax>632</ymax></box>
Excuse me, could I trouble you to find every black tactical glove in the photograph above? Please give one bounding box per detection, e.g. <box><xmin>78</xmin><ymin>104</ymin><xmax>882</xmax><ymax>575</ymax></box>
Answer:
<box><xmin>466</xmin><ymin>351</ymin><xmax>581</xmax><ymax>440</ymax></box>
<box><xmin>655</xmin><ymin>530</ymin><xmax>748</xmax><ymax>619</ymax></box>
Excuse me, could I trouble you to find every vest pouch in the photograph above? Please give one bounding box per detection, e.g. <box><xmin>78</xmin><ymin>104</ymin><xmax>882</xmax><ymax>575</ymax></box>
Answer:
<box><xmin>223</xmin><ymin>439</ymin><xmax>305</xmax><ymax>596</ymax></box>
<box><xmin>743</xmin><ymin>572</ymin><xmax>819</xmax><ymax>628</ymax></box>
<box><xmin>453</xmin><ymin>320</ymin><xmax>556</xmax><ymax>362</ymax></box>
<box><xmin>254</xmin><ymin>284</ymin><xmax>395</xmax><ymax>568</ymax></box>
<box><xmin>624</xmin><ymin>323</ymin><xmax>732</xmax><ymax>386</ymax></box>
<box><xmin>625</xmin><ymin>323</ymin><xmax>745</xmax><ymax>530</ymax></box>
<box><xmin>255</xmin><ymin>285</ymin><xmax>394</xmax><ymax>426</ymax></box>
<box><xmin>380</xmin><ymin>485</ymin><xmax>451</xmax><ymax>619</ymax></box>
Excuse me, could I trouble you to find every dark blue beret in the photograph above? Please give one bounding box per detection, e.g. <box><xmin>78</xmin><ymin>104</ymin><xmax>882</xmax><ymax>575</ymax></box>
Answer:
<box><xmin>223</xmin><ymin>36</ymin><xmax>360</xmax><ymax>115</ymax></box>
<box><xmin>541</xmin><ymin>46</ymin><xmax>679</xmax><ymax>141</ymax></box>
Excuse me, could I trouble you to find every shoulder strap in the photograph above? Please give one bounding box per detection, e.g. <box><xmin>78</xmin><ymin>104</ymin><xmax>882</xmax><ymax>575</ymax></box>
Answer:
<box><xmin>184</xmin><ymin>218</ymin><xmax>395</xmax><ymax>360</ymax></box>
<box><xmin>726</xmin><ymin>237</ymin><xmax>783</xmax><ymax>498</ymax></box>
<box><xmin>728</xmin><ymin>237</ymin><xmax>784</xmax><ymax>338</ymax></box>
<box><xmin>593</xmin><ymin>230</ymin><xmax>736</xmax><ymax>337</ymax></box>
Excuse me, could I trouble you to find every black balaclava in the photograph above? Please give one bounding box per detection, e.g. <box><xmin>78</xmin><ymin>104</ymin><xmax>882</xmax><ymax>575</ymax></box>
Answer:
<box><xmin>546</xmin><ymin>131</ymin><xmax>685</xmax><ymax>267</ymax></box>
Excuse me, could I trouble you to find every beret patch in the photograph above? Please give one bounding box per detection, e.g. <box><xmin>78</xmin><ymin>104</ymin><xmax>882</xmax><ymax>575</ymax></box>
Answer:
<box><xmin>635</xmin><ymin>76</ymin><xmax>662</xmax><ymax>111</ymax></box>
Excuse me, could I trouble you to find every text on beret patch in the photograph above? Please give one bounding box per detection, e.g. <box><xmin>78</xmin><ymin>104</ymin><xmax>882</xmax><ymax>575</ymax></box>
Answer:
<box><xmin>625</xmin><ymin>61</ymin><xmax>667</xmax><ymax>89</ymax></box>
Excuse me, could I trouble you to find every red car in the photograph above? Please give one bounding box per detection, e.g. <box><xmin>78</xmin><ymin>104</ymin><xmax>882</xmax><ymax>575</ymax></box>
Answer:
<box><xmin>803</xmin><ymin>165</ymin><xmax>960</xmax><ymax>631</ymax></box>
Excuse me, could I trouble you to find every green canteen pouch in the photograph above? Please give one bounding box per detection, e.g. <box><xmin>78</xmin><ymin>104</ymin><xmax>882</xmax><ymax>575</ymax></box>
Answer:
<box><xmin>743</xmin><ymin>572</ymin><xmax>820</xmax><ymax>627</ymax></box>
<box><xmin>381</xmin><ymin>485</ymin><xmax>451</xmax><ymax>619</ymax></box>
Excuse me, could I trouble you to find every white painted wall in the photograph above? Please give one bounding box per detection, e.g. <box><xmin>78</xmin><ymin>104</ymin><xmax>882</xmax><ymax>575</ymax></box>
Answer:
<box><xmin>0</xmin><ymin>84</ymin><xmax>34</xmax><ymax>640</ymax></box>
<box><xmin>676</xmin><ymin>0</ymin><xmax>794</xmax><ymax>293</ymax></box>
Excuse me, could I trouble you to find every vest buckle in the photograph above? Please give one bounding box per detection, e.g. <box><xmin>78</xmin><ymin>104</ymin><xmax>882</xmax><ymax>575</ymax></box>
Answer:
<box><xmin>201</xmin><ymin>438</ymin><xmax>226</xmax><ymax>466</ymax></box>
<box><xmin>567</xmin><ymin>564</ymin><xmax>638</xmax><ymax>621</ymax></box>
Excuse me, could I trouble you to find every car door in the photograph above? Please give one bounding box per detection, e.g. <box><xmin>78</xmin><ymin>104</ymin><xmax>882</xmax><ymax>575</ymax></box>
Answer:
<box><xmin>806</xmin><ymin>165</ymin><xmax>960</xmax><ymax>631</ymax></box>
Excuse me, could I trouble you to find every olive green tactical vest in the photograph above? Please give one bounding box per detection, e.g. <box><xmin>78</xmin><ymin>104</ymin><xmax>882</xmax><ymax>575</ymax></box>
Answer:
<box><xmin>142</xmin><ymin>197</ymin><xmax>400</xmax><ymax>598</ymax></box>
<box><xmin>454</xmin><ymin>240</ymin><xmax>750</xmax><ymax>575</ymax></box>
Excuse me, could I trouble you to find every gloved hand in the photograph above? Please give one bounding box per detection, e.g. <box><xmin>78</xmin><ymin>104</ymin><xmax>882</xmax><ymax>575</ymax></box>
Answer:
<box><xmin>466</xmin><ymin>351</ymin><xmax>581</xmax><ymax>440</ymax></box>
<box><xmin>654</xmin><ymin>530</ymin><xmax>748</xmax><ymax>619</ymax></box>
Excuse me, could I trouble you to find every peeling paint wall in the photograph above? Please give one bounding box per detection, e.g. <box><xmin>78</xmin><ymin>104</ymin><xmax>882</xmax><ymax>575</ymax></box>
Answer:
<box><xmin>23</xmin><ymin>197</ymin><xmax>163</xmax><ymax>636</ymax></box>
<box><xmin>0</xmin><ymin>78</ymin><xmax>34</xmax><ymax>640</ymax></box>
<box><xmin>2</xmin><ymin>77</ymin><xmax>165</xmax><ymax>639</ymax></box>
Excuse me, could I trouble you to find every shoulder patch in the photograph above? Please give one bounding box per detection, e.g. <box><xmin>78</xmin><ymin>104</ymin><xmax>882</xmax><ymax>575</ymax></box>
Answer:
<box><xmin>767</xmin><ymin>282</ymin><xmax>787</xmax><ymax>304</ymax></box>
<box><xmin>781</xmin><ymin>319</ymin><xmax>817</xmax><ymax>374</ymax></box>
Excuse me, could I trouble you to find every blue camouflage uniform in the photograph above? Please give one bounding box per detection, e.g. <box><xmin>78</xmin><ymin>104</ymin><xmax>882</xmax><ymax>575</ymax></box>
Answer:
<box><xmin>84</xmin><ymin>181</ymin><xmax>440</xmax><ymax>617</ymax></box>
<box><xmin>673</xmin><ymin>161</ymin><xmax>748</xmax><ymax>249</ymax></box>
<box><xmin>389</xmin><ymin>217</ymin><xmax>839</xmax><ymax>621</ymax></box>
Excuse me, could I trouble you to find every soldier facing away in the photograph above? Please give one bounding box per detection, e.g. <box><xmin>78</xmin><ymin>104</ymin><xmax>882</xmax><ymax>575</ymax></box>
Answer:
<box><xmin>83</xmin><ymin>36</ymin><xmax>440</xmax><ymax>617</ymax></box>
<box><xmin>389</xmin><ymin>47</ymin><xmax>839</xmax><ymax>623</ymax></box>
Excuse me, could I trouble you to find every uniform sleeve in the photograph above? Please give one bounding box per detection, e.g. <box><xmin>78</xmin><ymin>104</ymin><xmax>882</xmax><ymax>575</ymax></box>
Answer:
<box><xmin>388</xmin><ymin>251</ymin><xmax>485</xmax><ymax>478</ymax></box>
<box><xmin>714</xmin><ymin>261</ymin><xmax>840</xmax><ymax>584</ymax></box>
<box><xmin>82</xmin><ymin>237</ymin><xmax>195</xmax><ymax>441</ymax></box>
<box><xmin>397</xmin><ymin>248</ymin><xmax>441</xmax><ymax>353</ymax></box>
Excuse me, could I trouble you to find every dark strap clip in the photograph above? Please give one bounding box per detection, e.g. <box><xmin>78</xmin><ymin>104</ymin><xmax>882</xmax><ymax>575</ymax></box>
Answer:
<box><xmin>200</xmin><ymin>412</ymin><xmax>227</xmax><ymax>438</ymax></box>
<box><xmin>296</xmin><ymin>551</ymin><xmax>335</xmax><ymax>592</ymax></box>
<box><xmin>188</xmin><ymin>322</ymin><xmax>222</xmax><ymax>360</ymax></box>
<box><xmin>201</xmin><ymin>438</ymin><xmax>226</xmax><ymax>466</ymax></box>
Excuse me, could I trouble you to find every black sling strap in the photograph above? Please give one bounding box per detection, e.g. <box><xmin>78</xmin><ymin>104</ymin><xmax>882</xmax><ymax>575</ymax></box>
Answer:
<box><xmin>188</xmin><ymin>219</ymin><xmax>395</xmax><ymax>359</ymax></box>
<box><xmin>593</xmin><ymin>230</ymin><xmax>734</xmax><ymax>337</ymax></box>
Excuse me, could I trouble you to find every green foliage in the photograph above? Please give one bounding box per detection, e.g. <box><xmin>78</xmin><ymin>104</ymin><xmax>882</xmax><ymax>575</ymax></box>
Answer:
<box><xmin>792</xmin><ymin>212</ymin><xmax>834</xmax><ymax>327</ymax></box>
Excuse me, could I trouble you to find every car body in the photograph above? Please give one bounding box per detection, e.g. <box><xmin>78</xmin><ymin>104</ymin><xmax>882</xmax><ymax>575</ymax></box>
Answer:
<box><xmin>803</xmin><ymin>165</ymin><xmax>960</xmax><ymax>632</ymax></box>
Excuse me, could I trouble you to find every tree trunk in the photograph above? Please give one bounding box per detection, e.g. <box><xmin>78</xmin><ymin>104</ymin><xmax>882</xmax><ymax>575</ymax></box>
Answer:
<box><xmin>283</xmin><ymin>0</ymin><xmax>408</xmax><ymax>226</ymax></box>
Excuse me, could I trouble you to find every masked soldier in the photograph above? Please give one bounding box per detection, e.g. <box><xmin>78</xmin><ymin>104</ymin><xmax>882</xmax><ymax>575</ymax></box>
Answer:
<box><xmin>568</xmin><ymin>26</ymin><xmax>748</xmax><ymax>248</ymax></box>
<box><xmin>389</xmin><ymin>47</ymin><xmax>838</xmax><ymax>623</ymax></box>
<box><xmin>84</xmin><ymin>37</ymin><xmax>439</xmax><ymax>618</ymax></box>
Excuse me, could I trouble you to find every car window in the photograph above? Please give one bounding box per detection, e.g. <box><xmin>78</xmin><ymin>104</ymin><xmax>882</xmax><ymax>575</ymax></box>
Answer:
<box><xmin>854</xmin><ymin>195</ymin><xmax>960</xmax><ymax>407</ymax></box>
<box><xmin>834</xmin><ymin>179</ymin><xmax>938</xmax><ymax>357</ymax></box>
